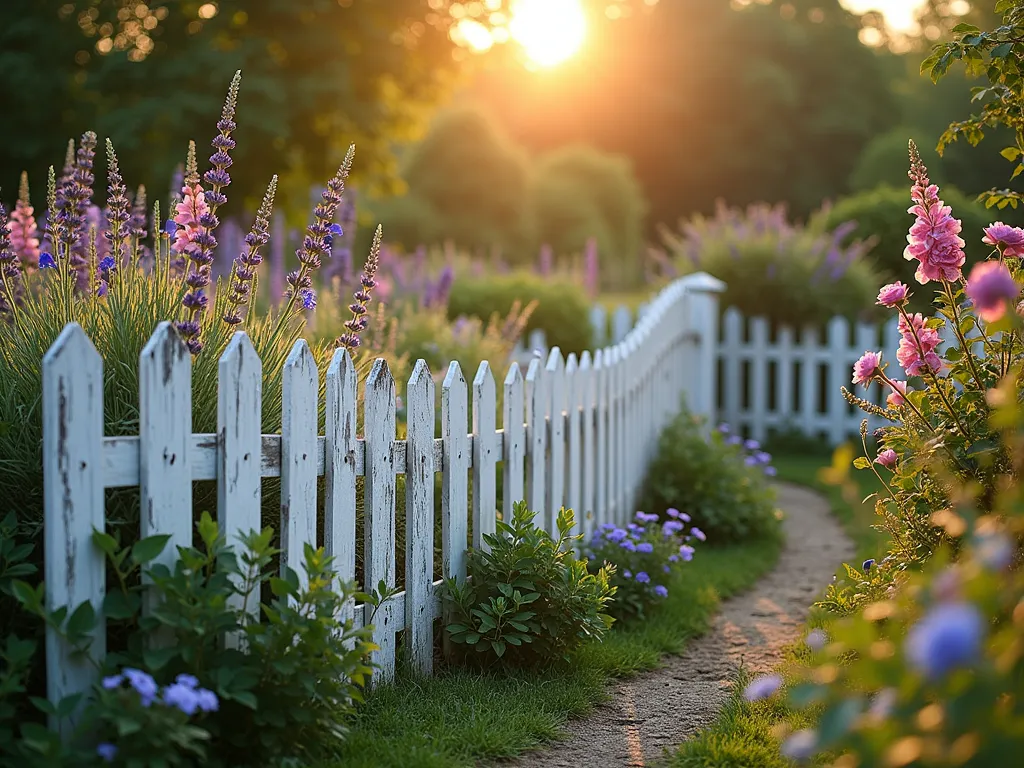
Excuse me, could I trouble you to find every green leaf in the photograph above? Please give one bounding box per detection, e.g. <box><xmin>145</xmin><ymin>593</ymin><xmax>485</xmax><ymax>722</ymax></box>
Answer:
<box><xmin>270</xmin><ymin>577</ymin><xmax>296</xmax><ymax>597</ymax></box>
<box><xmin>852</xmin><ymin>457</ymin><xmax>871</xmax><ymax>470</ymax></box>
<box><xmin>143</xmin><ymin>645</ymin><xmax>179</xmax><ymax>670</ymax></box>
<box><xmin>950</xmin><ymin>23</ymin><xmax>981</xmax><ymax>34</ymax></box>
<box><xmin>131</xmin><ymin>534</ymin><xmax>171</xmax><ymax>565</ymax></box>
<box><xmin>91</xmin><ymin>530</ymin><xmax>119</xmax><ymax>558</ymax></box>
<box><xmin>29</xmin><ymin>697</ymin><xmax>56</xmax><ymax>716</ymax></box>
<box><xmin>64</xmin><ymin>601</ymin><xmax>96</xmax><ymax>639</ymax></box>
<box><xmin>1001</xmin><ymin>146</ymin><xmax>1021</xmax><ymax>161</ymax></box>
<box><xmin>103</xmin><ymin>590</ymin><xmax>139</xmax><ymax>621</ymax></box>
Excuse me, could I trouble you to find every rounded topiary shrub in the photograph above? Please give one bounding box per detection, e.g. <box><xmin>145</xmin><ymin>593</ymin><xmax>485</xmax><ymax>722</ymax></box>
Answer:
<box><xmin>446</xmin><ymin>272</ymin><xmax>593</xmax><ymax>355</ymax></box>
<box><xmin>639</xmin><ymin>409</ymin><xmax>780</xmax><ymax>544</ymax></box>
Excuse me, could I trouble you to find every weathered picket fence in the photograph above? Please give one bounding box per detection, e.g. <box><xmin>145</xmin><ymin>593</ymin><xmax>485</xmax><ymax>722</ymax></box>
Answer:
<box><xmin>41</xmin><ymin>271</ymin><xmax>724</xmax><ymax>721</ymax></box>
<box><xmin>716</xmin><ymin>307</ymin><xmax>965</xmax><ymax>444</ymax></box>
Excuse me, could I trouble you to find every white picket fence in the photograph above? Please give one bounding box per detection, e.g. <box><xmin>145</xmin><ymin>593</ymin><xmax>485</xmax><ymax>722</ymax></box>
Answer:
<box><xmin>716</xmin><ymin>307</ymin><xmax>966</xmax><ymax>444</ymax></box>
<box><xmin>40</xmin><ymin>271</ymin><xmax>724</xmax><ymax>725</ymax></box>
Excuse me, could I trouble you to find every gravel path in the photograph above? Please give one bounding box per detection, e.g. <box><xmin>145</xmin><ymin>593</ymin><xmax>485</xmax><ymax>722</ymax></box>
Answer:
<box><xmin>497</xmin><ymin>482</ymin><xmax>854</xmax><ymax>768</ymax></box>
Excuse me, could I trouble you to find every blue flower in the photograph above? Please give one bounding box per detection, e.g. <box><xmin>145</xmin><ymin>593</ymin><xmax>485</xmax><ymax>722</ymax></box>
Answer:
<box><xmin>101</xmin><ymin>674</ymin><xmax>123</xmax><ymax>690</ymax></box>
<box><xmin>163</xmin><ymin>219</ymin><xmax>176</xmax><ymax>236</ymax></box>
<box><xmin>328</xmin><ymin>222</ymin><xmax>344</xmax><ymax>237</ymax></box>
<box><xmin>635</xmin><ymin>511</ymin><xmax>659</xmax><ymax>523</ymax></box>
<box><xmin>123</xmin><ymin>668</ymin><xmax>158</xmax><ymax>706</ymax></box>
<box><xmin>607</xmin><ymin>528</ymin><xmax>628</xmax><ymax>542</ymax></box>
<box><xmin>742</xmin><ymin>674</ymin><xmax>782</xmax><ymax>701</ymax></box>
<box><xmin>195</xmin><ymin>688</ymin><xmax>219</xmax><ymax>713</ymax></box>
<box><xmin>744</xmin><ymin>439</ymin><xmax>760</xmax><ymax>451</ymax></box>
<box><xmin>38</xmin><ymin>252</ymin><xmax>56</xmax><ymax>269</ymax></box>
<box><xmin>635</xmin><ymin>571</ymin><xmax>650</xmax><ymax>583</ymax></box>
<box><xmin>620</xmin><ymin>539</ymin><xmax>637</xmax><ymax>552</ymax></box>
<box><xmin>745</xmin><ymin>455</ymin><xmax>758</xmax><ymax>466</ymax></box>
<box><xmin>666</xmin><ymin>507</ymin><xmax>680</xmax><ymax>518</ymax></box>
<box><xmin>662</xmin><ymin>520</ymin><xmax>684</xmax><ymax>536</ymax></box>
<box><xmin>637</xmin><ymin>542</ymin><xmax>654</xmax><ymax>554</ymax></box>
<box><xmin>755</xmin><ymin>451</ymin><xmax>772</xmax><ymax>464</ymax></box>
<box><xmin>668</xmin><ymin>554</ymin><xmax>679</xmax><ymax>563</ymax></box>
<box><xmin>175</xmin><ymin>673</ymin><xmax>199</xmax><ymax>689</ymax></box>
<box><xmin>654</xmin><ymin>585</ymin><xmax>668</xmax><ymax>598</ymax></box>
<box><xmin>717</xmin><ymin>423</ymin><xmax>730</xmax><ymax>433</ymax></box>
<box><xmin>905</xmin><ymin>602</ymin><xmax>984</xmax><ymax>679</ymax></box>
<box><xmin>662</xmin><ymin>564</ymin><xmax>671</xmax><ymax>574</ymax></box>
<box><xmin>623</xmin><ymin>569</ymin><xmax>632</xmax><ymax>579</ymax></box>
<box><xmin>764</xmin><ymin>466</ymin><xmax>777</xmax><ymax>477</ymax></box>
<box><xmin>679</xmin><ymin>545</ymin><xmax>695</xmax><ymax>562</ymax></box>
<box><xmin>600</xmin><ymin>523</ymin><xmax>616</xmax><ymax>531</ymax></box>
<box><xmin>163</xmin><ymin>682</ymin><xmax>200</xmax><ymax>715</ymax></box>
<box><xmin>96</xmin><ymin>743</ymin><xmax>118</xmax><ymax>763</ymax></box>
<box><xmin>727</xmin><ymin>435</ymin><xmax>743</xmax><ymax>446</ymax></box>
<box><xmin>690</xmin><ymin>527</ymin><xmax>706</xmax><ymax>542</ymax></box>
<box><xmin>862</xmin><ymin>558</ymin><xmax>875</xmax><ymax>572</ymax></box>
<box><xmin>300</xmin><ymin>288</ymin><xmax>317</xmax><ymax>310</ymax></box>
<box><xmin>98</xmin><ymin>256</ymin><xmax>116</xmax><ymax>273</ymax></box>
<box><xmin>780</xmin><ymin>729</ymin><xmax>817</xmax><ymax>761</ymax></box>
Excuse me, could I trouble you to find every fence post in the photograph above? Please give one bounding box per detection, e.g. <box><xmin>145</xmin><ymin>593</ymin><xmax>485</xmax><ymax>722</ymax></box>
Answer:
<box><xmin>472</xmin><ymin>362</ymin><xmax>498</xmax><ymax>550</ymax></box>
<box><xmin>525</xmin><ymin>357</ymin><xmax>548</xmax><ymax>525</ymax></box>
<box><xmin>545</xmin><ymin>348</ymin><xmax>565</xmax><ymax>536</ymax></box>
<box><xmin>325</xmin><ymin>348</ymin><xmax>358</xmax><ymax>628</ymax></box>
<box><xmin>680</xmin><ymin>272</ymin><xmax>726</xmax><ymax>430</ymax></box>
<box><xmin>281</xmin><ymin>339</ymin><xmax>319</xmax><ymax>592</ymax></box>
<box><xmin>43</xmin><ymin>324</ymin><xmax>106</xmax><ymax>734</ymax></box>
<box><xmin>405</xmin><ymin>360</ymin><xmax>435</xmax><ymax>675</ymax></box>
<box><xmin>502</xmin><ymin>363</ymin><xmax>525</xmax><ymax>516</ymax></box>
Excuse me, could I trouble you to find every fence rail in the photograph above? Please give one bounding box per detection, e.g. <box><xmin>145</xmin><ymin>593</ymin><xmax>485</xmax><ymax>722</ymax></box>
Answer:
<box><xmin>41</xmin><ymin>272</ymin><xmax>724</xmax><ymax>725</ymax></box>
<box><xmin>715</xmin><ymin>307</ymin><xmax>964</xmax><ymax>444</ymax></box>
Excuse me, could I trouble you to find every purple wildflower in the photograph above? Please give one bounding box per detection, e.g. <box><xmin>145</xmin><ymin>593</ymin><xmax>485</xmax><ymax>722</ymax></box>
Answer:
<box><xmin>623</xmin><ymin>569</ymin><xmax>632</xmax><ymax>579</ymax></box>
<box><xmin>38</xmin><ymin>252</ymin><xmax>56</xmax><ymax>269</ymax></box>
<box><xmin>690</xmin><ymin>527</ymin><xmax>706</xmax><ymax>542</ymax></box>
<box><xmin>679</xmin><ymin>544</ymin><xmax>695</xmax><ymax>561</ymax></box>
<box><xmin>54</xmin><ymin>131</ymin><xmax>97</xmax><ymax>274</ymax></box>
<box><xmin>744</xmin><ymin>439</ymin><xmax>759</xmax><ymax>451</ymax></box>
<box><xmin>805</xmin><ymin>629</ymin><xmax>827</xmax><ymax>651</ymax></box>
<box><xmin>764</xmin><ymin>466</ymin><xmax>777</xmax><ymax>477</ymax></box>
<box><xmin>905</xmin><ymin>602</ymin><xmax>984</xmax><ymax>679</ymax></box>
<box><xmin>635</xmin><ymin>511</ymin><xmax>659</xmax><ymax>523</ymax></box>
<box><xmin>0</xmin><ymin>200</ymin><xmax>23</xmax><ymax>317</ymax></box>
<box><xmin>96</xmin><ymin>743</ymin><xmax>118</xmax><ymax>763</ymax></box>
<box><xmin>862</xmin><ymin>559</ymin><xmax>875</xmax><ymax>572</ymax></box>
<box><xmin>123</xmin><ymin>668</ymin><xmax>158</xmax><ymax>706</ymax></box>
<box><xmin>654</xmin><ymin>585</ymin><xmax>669</xmax><ymax>598</ymax></box>
<box><xmin>101</xmin><ymin>674</ymin><xmax>123</xmax><ymax>690</ymax></box>
<box><xmin>223</xmin><ymin>176</ymin><xmax>277</xmax><ymax>324</ymax></box>
<box><xmin>607</xmin><ymin>528</ymin><xmax>628</xmax><ymax>542</ymax></box>
<box><xmin>637</xmin><ymin>542</ymin><xmax>654</xmax><ymax>554</ymax></box>
<box><xmin>742</xmin><ymin>674</ymin><xmax>782</xmax><ymax>701</ymax></box>
<box><xmin>780</xmin><ymin>729</ymin><xmax>817</xmax><ymax>761</ymax></box>
<box><xmin>620</xmin><ymin>539</ymin><xmax>637</xmax><ymax>552</ymax></box>
<box><xmin>635</xmin><ymin>571</ymin><xmax>650</xmax><ymax>583</ymax></box>
<box><xmin>104</xmin><ymin>140</ymin><xmax>132</xmax><ymax>268</ymax></box>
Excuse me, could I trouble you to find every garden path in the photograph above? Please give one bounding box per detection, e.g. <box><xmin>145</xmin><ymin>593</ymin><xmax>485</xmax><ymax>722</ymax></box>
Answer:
<box><xmin>497</xmin><ymin>482</ymin><xmax>853</xmax><ymax>768</ymax></box>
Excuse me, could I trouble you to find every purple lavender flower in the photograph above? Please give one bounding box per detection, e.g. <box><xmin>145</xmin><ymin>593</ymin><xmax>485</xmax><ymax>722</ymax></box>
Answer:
<box><xmin>635</xmin><ymin>571</ymin><xmax>650</xmax><ymax>583</ymax></box>
<box><xmin>337</xmin><ymin>224</ymin><xmax>382</xmax><ymax>350</ymax></box>
<box><xmin>905</xmin><ymin>602</ymin><xmax>984</xmax><ymax>679</ymax></box>
<box><xmin>223</xmin><ymin>176</ymin><xmax>277</xmax><ymax>325</ymax></box>
<box><xmin>654</xmin><ymin>585</ymin><xmax>668</xmax><ymax>598</ymax></box>
<box><xmin>742</xmin><ymin>674</ymin><xmax>782</xmax><ymax>701</ymax></box>
<box><xmin>637</xmin><ymin>542</ymin><xmax>654</xmax><ymax>554</ymax></box>
<box><xmin>38</xmin><ymin>252</ymin><xmax>56</xmax><ymax>269</ymax></box>
<box><xmin>104</xmin><ymin>140</ymin><xmax>132</xmax><ymax>267</ymax></box>
<box><xmin>53</xmin><ymin>132</ymin><xmax>97</xmax><ymax>274</ymax></box>
<box><xmin>96</xmin><ymin>743</ymin><xmax>118</xmax><ymax>763</ymax></box>
<box><xmin>0</xmin><ymin>200</ymin><xmax>23</xmax><ymax>317</ymax></box>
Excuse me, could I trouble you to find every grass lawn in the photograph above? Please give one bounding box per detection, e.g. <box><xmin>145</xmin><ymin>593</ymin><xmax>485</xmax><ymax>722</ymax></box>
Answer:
<box><xmin>324</xmin><ymin>536</ymin><xmax>783</xmax><ymax>768</ymax></box>
<box><xmin>667</xmin><ymin>449</ymin><xmax>884</xmax><ymax>768</ymax></box>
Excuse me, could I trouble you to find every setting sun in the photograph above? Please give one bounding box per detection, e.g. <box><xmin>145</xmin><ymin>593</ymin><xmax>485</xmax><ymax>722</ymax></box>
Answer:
<box><xmin>509</xmin><ymin>0</ymin><xmax>586</xmax><ymax>67</ymax></box>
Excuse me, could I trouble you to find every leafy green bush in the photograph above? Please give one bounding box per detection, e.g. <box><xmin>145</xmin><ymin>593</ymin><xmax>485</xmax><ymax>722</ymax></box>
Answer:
<box><xmin>443</xmin><ymin>501</ymin><xmax>615</xmax><ymax>667</ymax></box>
<box><xmin>583</xmin><ymin>509</ymin><xmax>703</xmax><ymax>621</ymax></box>
<box><xmin>660</xmin><ymin>202</ymin><xmax>883</xmax><ymax>327</ymax></box>
<box><xmin>446</xmin><ymin>272</ymin><xmax>593</xmax><ymax>355</ymax></box>
<box><xmin>4</xmin><ymin>512</ymin><xmax>388</xmax><ymax>767</ymax></box>
<box><xmin>639</xmin><ymin>409</ymin><xmax>780</xmax><ymax>544</ymax></box>
<box><xmin>530</xmin><ymin>145</ymin><xmax>647</xmax><ymax>291</ymax></box>
<box><xmin>814</xmin><ymin>183</ymin><xmax>992</xmax><ymax>313</ymax></box>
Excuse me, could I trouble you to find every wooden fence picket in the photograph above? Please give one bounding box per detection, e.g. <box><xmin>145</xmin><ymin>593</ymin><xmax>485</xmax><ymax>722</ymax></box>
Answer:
<box><xmin>217</xmin><ymin>332</ymin><xmax>263</xmax><ymax>629</ymax></box>
<box><xmin>579</xmin><ymin>351</ymin><xmax>596</xmax><ymax>542</ymax></box>
<box><xmin>364</xmin><ymin>359</ymin><xmax>398</xmax><ymax>680</ymax></box>
<box><xmin>324</xmin><ymin>348</ymin><xmax>358</xmax><ymax>627</ymax></box>
<box><xmin>502</xmin><ymin>362</ymin><xmax>526</xmax><ymax>518</ymax></box>
<box><xmin>594</xmin><ymin>349</ymin><xmax>608</xmax><ymax>525</ymax></box>
<box><xmin>281</xmin><ymin>339</ymin><xmax>319</xmax><ymax>590</ymax></box>
<box><xmin>525</xmin><ymin>357</ymin><xmax>548</xmax><ymax>529</ymax></box>
<box><xmin>405</xmin><ymin>360</ymin><xmax>435</xmax><ymax>675</ymax></box>
<box><xmin>545</xmin><ymin>348</ymin><xmax>565</xmax><ymax>533</ymax></box>
<box><xmin>42</xmin><ymin>324</ymin><xmax>106</xmax><ymax>733</ymax></box>
<box><xmin>442</xmin><ymin>362</ymin><xmax>469</xmax><ymax>584</ymax></box>
<box><xmin>472</xmin><ymin>362</ymin><xmax>498</xmax><ymax>550</ymax></box>
<box><xmin>564</xmin><ymin>353</ymin><xmax>582</xmax><ymax>540</ymax></box>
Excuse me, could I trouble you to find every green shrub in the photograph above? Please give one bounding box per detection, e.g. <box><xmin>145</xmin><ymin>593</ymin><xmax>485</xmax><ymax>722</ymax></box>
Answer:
<box><xmin>443</xmin><ymin>501</ymin><xmax>615</xmax><ymax>667</ymax></box>
<box><xmin>847</xmin><ymin>127</ymin><xmax>949</xmax><ymax>193</ymax></box>
<box><xmin>446</xmin><ymin>272</ymin><xmax>593</xmax><ymax>355</ymax></box>
<box><xmin>582</xmin><ymin>509</ymin><xmax>703</xmax><ymax>621</ymax></box>
<box><xmin>530</xmin><ymin>145</ymin><xmax>647</xmax><ymax>291</ymax></box>
<box><xmin>639</xmin><ymin>408</ymin><xmax>780</xmax><ymax>544</ymax></box>
<box><xmin>661</xmin><ymin>202</ymin><xmax>883</xmax><ymax>327</ymax></box>
<box><xmin>814</xmin><ymin>183</ymin><xmax>992</xmax><ymax>313</ymax></box>
<box><xmin>5</xmin><ymin>512</ymin><xmax>388</xmax><ymax>767</ymax></box>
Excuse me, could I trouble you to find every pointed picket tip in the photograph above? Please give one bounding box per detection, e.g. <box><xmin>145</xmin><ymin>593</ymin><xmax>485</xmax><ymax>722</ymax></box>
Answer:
<box><xmin>409</xmin><ymin>358</ymin><xmax>435</xmax><ymax>391</ymax></box>
<box><xmin>367</xmin><ymin>357</ymin><xmax>394</xmax><ymax>390</ymax></box>
<box><xmin>327</xmin><ymin>346</ymin><xmax>355</xmax><ymax>379</ymax></box>
<box><xmin>473</xmin><ymin>360</ymin><xmax>494</xmax><ymax>389</ymax></box>
<box><xmin>442</xmin><ymin>360</ymin><xmax>466</xmax><ymax>390</ymax></box>
<box><xmin>504</xmin><ymin>360</ymin><xmax>522</xmax><ymax>387</ymax></box>
<box><xmin>679</xmin><ymin>271</ymin><xmax>726</xmax><ymax>294</ymax></box>
<box><xmin>525</xmin><ymin>356</ymin><xmax>542</xmax><ymax>383</ymax></box>
<box><xmin>140</xmin><ymin>321</ymin><xmax>189</xmax><ymax>376</ymax></box>
<box><xmin>43</xmin><ymin>322</ymin><xmax>101</xmax><ymax>370</ymax></box>
<box><xmin>221</xmin><ymin>330</ymin><xmax>256</xmax><ymax>360</ymax></box>
<box><xmin>579</xmin><ymin>350</ymin><xmax>592</xmax><ymax>370</ymax></box>
<box><xmin>284</xmin><ymin>337</ymin><xmax>316</xmax><ymax>372</ymax></box>
<box><xmin>565</xmin><ymin>353</ymin><xmax>578</xmax><ymax>374</ymax></box>
<box><xmin>545</xmin><ymin>346</ymin><xmax>564</xmax><ymax>372</ymax></box>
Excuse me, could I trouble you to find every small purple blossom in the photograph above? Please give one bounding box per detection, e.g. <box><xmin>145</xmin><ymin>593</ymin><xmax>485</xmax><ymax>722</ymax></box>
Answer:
<box><xmin>607</xmin><ymin>528</ymin><xmax>628</xmax><ymax>542</ymax></box>
<box><xmin>905</xmin><ymin>602</ymin><xmax>984</xmax><ymax>679</ymax></box>
<box><xmin>635</xmin><ymin>511</ymin><xmax>659</xmax><ymax>523</ymax></box>
<box><xmin>764</xmin><ymin>466</ymin><xmax>777</xmax><ymax>477</ymax></box>
<box><xmin>623</xmin><ymin>569</ymin><xmax>632</xmax><ymax>579</ymax></box>
<box><xmin>96</xmin><ymin>743</ymin><xmax>118</xmax><ymax>763</ymax></box>
<box><xmin>620</xmin><ymin>539</ymin><xmax>637</xmax><ymax>552</ymax></box>
<box><xmin>654</xmin><ymin>585</ymin><xmax>669</xmax><ymax>598</ymax></box>
<box><xmin>742</xmin><ymin>674</ymin><xmax>782</xmax><ymax>701</ymax></box>
<box><xmin>662</xmin><ymin>565</ymin><xmax>671</xmax><ymax>574</ymax></box>
<box><xmin>38</xmin><ymin>252</ymin><xmax>56</xmax><ymax>269</ymax></box>
<box><xmin>123</xmin><ymin>668</ymin><xmax>158</xmax><ymax>706</ymax></box>
<box><xmin>635</xmin><ymin>571</ymin><xmax>650</xmax><ymax>583</ymax></box>
<box><xmin>637</xmin><ymin>542</ymin><xmax>654</xmax><ymax>554</ymax></box>
<box><xmin>679</xmin><ymin>544</ymin><xmax>695</xmax><ymax>561</ymax></box>
<box><xmin>804</xmin><ymin>629</ymin><xmax>827</xmax><ymax>651</ymax></box>
<box><xmin>862</xmin><ymin>559</ymin><xmax>875</xmax><ymax>572</ymax></box>
<box><xmin>101</xmin><ymin>674</ymin><xmax>123</xmax><ymax>690</ymax></box>
<box><xmin>744</xmin><ymin>439</ymin><xmax>759</xmax><ymax>451</ymax></box>
<box><xmin>690</xmin><ymin>527</ymin><xmax>706</xmax><ymax>542</ymax></box>
<box><xmin>668</xmin><ymin>554</ymin><xmax>679</xmax><ymax>563</ymax></box>
<box><xmin>780</xmin><ymin>729</ymin><xmax>817</xmax><ymax>761</ymax></box>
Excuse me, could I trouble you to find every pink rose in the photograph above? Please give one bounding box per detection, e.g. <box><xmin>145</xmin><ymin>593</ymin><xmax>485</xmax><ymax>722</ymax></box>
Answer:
<box><xmin>875</xmin><ymin>449</ymin><xmax>897</xmax><ymax>469</ymax></box>
<box><xmin>852</xmin><ymin>351</ymin><xmax>881</xmax><ymax>387</ymax></box>
<box><xmin>982</xmin><ymin>222</ymin><xmax>1024</xmax><ymax>258</ymax></box>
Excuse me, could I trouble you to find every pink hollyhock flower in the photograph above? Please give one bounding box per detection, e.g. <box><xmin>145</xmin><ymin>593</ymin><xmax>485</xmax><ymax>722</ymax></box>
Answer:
<box><xmin>852</xmin><ymin>351</ymin><xmax>881</xmax><ymax>386</ymax></box>
<box><xmin>887</xmin><ymin>380</ymin><xmax>909</xmax><ymax>407</ymax></box>
<box><xmin>896</xmin><ymin>312</ymin><xmax>943</xmax><ymax>376</ymax></box>
<box><xmin>982</xmin><ymin>222</ymin><xmax>1024</xmax><ymax>258</ymax></box>
<box><xmin>966</xmin><ymin>261</ymin><xmax>1019</xmax><ymax>323</ymax></box>
<box><xmin>876</xmin><ymin>281</ymin><xmax>909</xmax><ymax>307</ymax></box>
<box><xmin>172</xmin><ymin>183</ymin><xmax>209</xmax><ymax>257</ymax></box>
<box><xmin>875</xmin><ymin>449</ymin><xmax>897</xmax><ymax>468</ymax></box>
<box><xmin>6</xmin><ymin>173</ymin><xmax>40</xmax><ymax>267</ymax></box>
<box><xmin>903</xmin><ymin>142</ymin><xmax>966</xmax><ymax>284</ymax></box>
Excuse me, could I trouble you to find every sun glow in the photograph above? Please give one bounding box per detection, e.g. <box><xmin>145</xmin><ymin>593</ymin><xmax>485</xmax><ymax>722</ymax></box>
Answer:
<box><xmin>509</xmin><ymin>0</ymin><xmax>586</xmax><ymax>67</ymax></box>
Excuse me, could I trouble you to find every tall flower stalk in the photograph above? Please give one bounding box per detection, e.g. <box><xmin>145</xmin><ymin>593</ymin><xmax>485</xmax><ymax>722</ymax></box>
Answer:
<box><xmin>175</xmin><ymin>71</ymin><xmax>241</xmax><ymax>354</ymax></box>
<box><xmin>104</xmin><ymin>140</ymin><xmax>132</xmax><ymax>273</ymax></box>
<box><xmin>7</xmin><ymin>172</ymin><xmax>40</xmax><ymax>267</ymax></box>
<box><xmin>282</xmin><ymin>144</ymin><xmax>355</xmax><ymax>317</ymax></box>
<box><xmin>223</xmin><ymin>176</ymin><xmax>277</xmax><ymax>325</ymax></box>
<box><xmin>337</xmin><ymin>225</ymin><xmax>382</xmax><ymax>351</ymax></box>
<box><xmin>0</xmin><ymin>200</ymin><xmax>23</xmax><ymax>318</ymax></box>
<box><xmin>54</xmin><ymin>132</ymin><xmax>98</xmax><ymax>276</ymax></box>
